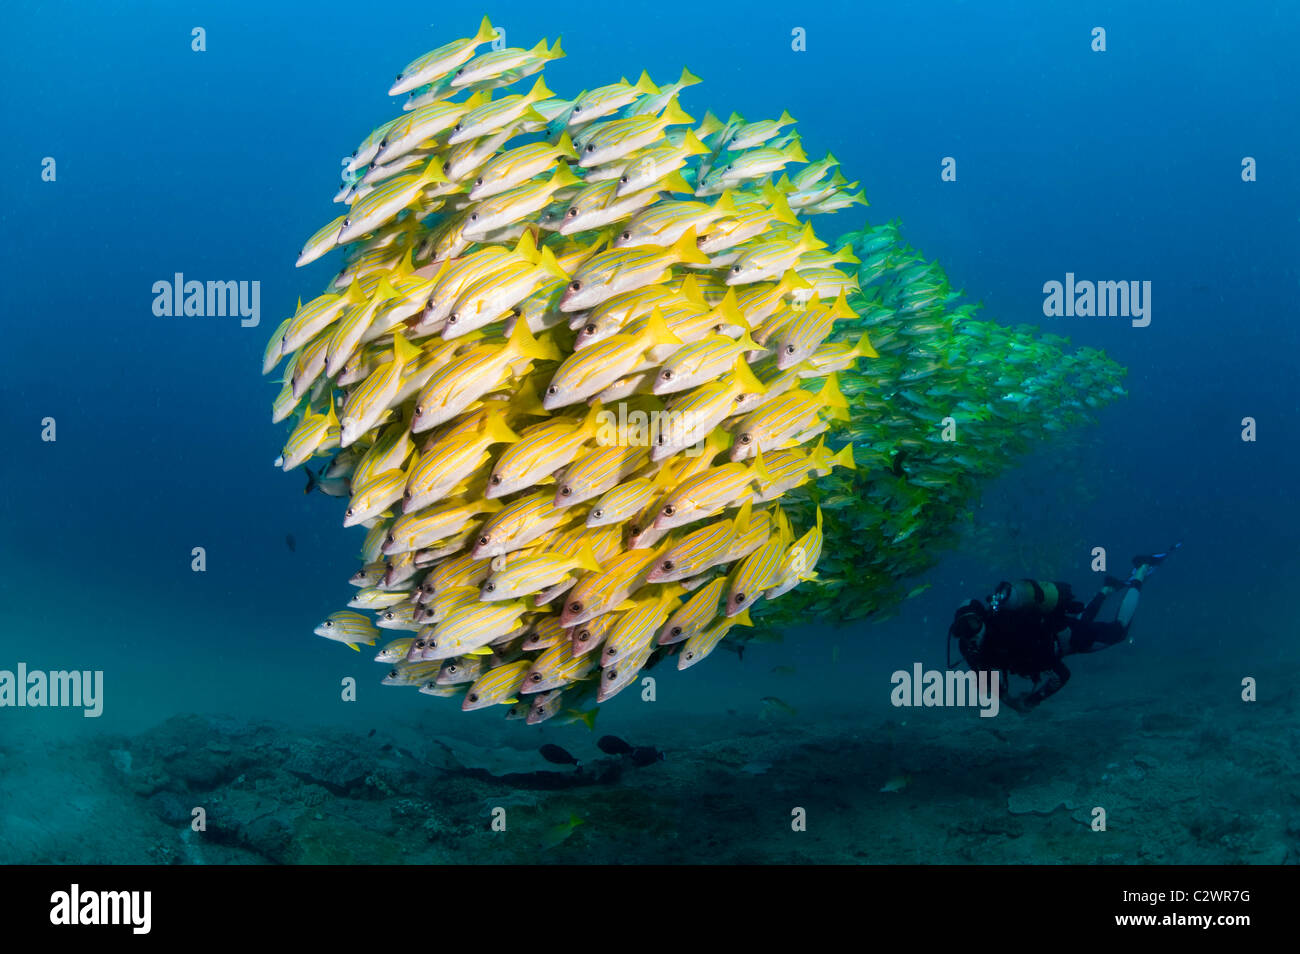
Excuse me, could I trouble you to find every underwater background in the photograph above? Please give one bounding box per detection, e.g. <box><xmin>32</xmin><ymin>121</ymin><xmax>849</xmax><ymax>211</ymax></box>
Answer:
<box><xmin>1</xmin><ymin>0</ymin><xmax>1297</xmax><ymax>864</ymax></box>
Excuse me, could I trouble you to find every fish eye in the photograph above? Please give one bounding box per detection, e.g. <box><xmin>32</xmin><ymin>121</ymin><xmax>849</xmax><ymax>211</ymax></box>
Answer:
<box><xmin>569</xmin><ymin>281</ymin><xmax>582</xmax><ymax>291</ymax></box>
<box><xmin>662</xmin><ymin>559</ymin><xmax>674</xmax><ymax>570</ymax></box>
<box><xmin>561</xmin><ymin>485</ymin><xmax>572</xmax><ymax>496</ymax></box>
<box><xmin>621</xmin><ymin>231</ymin><xmax>631</xmax><ymax>240</ymax></box>
<box><xmin>606</xmin><ymin>668</ymin><xmax>618</xmax><ymax>679</ymax></box>
<box><xmin>734</xmin><ymin>394</ymin><xmax>746</xmax><ymax>403</ymax></box>
<box><xmin>379</xmin><ymin>138</ymin><xmax>388</xmax><ymax>147</ymax></box>
<box><xmin>566</xmin><ymin>208</ymin><xmax>579</xmax><ymax>218</ymax></box>
<box><xmin>593</xmin><ymin>508</ymin><xmax>603</xmax><ymax>518</ymax></box>
<box><xmin>456</xmin><ymin>68</ymin><xmax>465</xmax><ymax>77</ymax></box>
<box><xmin>569</xmin><ymin>601</ymin><xmax>583</xmax><ymax>613</ymax></box>
<box><xmin>404</xmin><ymin>491</ymin><xmax>412</xmax><ymax>501</ymax></box>
<box><xmin>447</xmin><ymin>664</ymin><xmax>457</xmax><ymax>673</ymax></box>
<box><xmin>343</xmin><ymin>218</ymin><xmax>351</xmax><ymax>227</ymax></box>
<box><xmin>490</xmin><ymin>475</ymin><xmax>502</xmax><ymax>485</ymax></box>
<box><xmin>345</xmin><ymin>507</ymin><xmax>354</xmax><ymax>516</ymax></box>
<box><xmin>663</xmin><ymin>505</ymin><xmax>676</xmax><ymax>516</ymax></box>
<box><xmin>730</xmin><ymin>265</ymin><xmax>741</xmax><ymax>273</ymax></box>
<box><xmin>415</xmin><ymin>639</ymin><xmax>425</xmax><ymax>648</ymax></box>
<box><xmin>388</xmin><ymin>669</ymin><xmax>398</xmax><ymax>678</ymax></box>
<box><xmin>485</xmin><ymin>583</ymin><xmax>495</xmax><ymax>592</ymax></box>
<box><xmin>684</xmin><ymin>652</ymin><xmax>694</xmax><ymax>660</ymax></box>
<box><xmin>660</xmin><ymin>369</ymin><xmax>673</xmax><ymax>380</ymax></box>
<box><xmin>547</xmin><ymin>385</ymin><xmax>559</xmax><ymax>395</ymax></box>
<box><xmin>785</xmin><ymin>345</ymin><xmax>797</xmax><ymax>354</ymax></box>
<box><xmin>577</xmin><ymin>629</ymin><xmax>590</xmax><ymax>641</ymax></box>
<box><xmin>443</xmin><ymin>161</ymin><xmax>452</xmax><ymax>172</ymax></box>
<box><xmin>670</xmin><ymin>626</ymin><xmax>682</xmax><ymax>637</ymax></box>
<box><xmin>415</xmin><ymin>404</ymin><xmax>424</xmax><ymax>415</ymax></box>
<box><xmin>530</xmin><ymin>673</ymin><xmax>542</xmax><ymax>681</ymax></box>
<box><xmin>448</xmin><ymin>314</ymin><xmax>458</xmax><ymax>323</ymax></box>
<box><xmin>479</xmin><ymin>535</ymin><xmax>490</xmax><ymax>546</ymax></box>
<box><xmin>475</xmin><ymin>177</ymin><xmax>483</xmax><ymax>186</ymax></box>
<box><xmin>583</xmin><ymin>323</ymin><xmax>596</xmax><ymax>335</ymax></box>
<box><xmin>468</xmin><ymin>693</ymin><xmax>478</xmax><ymax>702</ymax></box>
<box><xmin>735</xmin><ymin>592</ymin><xmax>746</xmax><ymax>604</ymax></box>
<box><xmin>619</xmin><ymin>175</ymin><xmax>629</xmax><ymax>184</ymax></box>
<box><xmin>324</xmin><ymin>621</ymin><xmax>333</xmax><ymax>628</ymax></box>
<box><xmin>585</xmin><ymin>144</ymin><xmax>596</xmax><ymax>153</ymax></box>
<box><xmin>740</xmin><ymin>434</ymin><xmax>752</xmax><ymax>443</ymax></box>
<box><xmin>606</xmin><ymin>646</ymin><xmax>616</xmax><ymax>656</ymax></box>
<box><xmin>453</xmin><ymin>123</ymin><xmax>463</xmax><ymax>132</ymax></box>
<box><xmin>384</xmin><ymin>611</ymin><xmax>394</xmax><ymax>620</ymax></box>
<box><xmin>469</xmin><ymin>213</ymin><xmax>478</xmax><ymax>221</ymax></box>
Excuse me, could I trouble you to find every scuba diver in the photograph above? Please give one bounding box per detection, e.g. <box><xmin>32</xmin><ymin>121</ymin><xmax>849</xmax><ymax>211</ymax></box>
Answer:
<box><xmin>948</xmin><ymin>545</ymin><xmax>1180</xmax><ymax>712</ymax></box>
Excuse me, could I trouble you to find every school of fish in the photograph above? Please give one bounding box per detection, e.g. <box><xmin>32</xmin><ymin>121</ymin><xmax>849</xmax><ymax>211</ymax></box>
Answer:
<box><xmin>267</xmin><ymin>17</ymin><xmax>1125</xmax><ymax>724</ymax></box>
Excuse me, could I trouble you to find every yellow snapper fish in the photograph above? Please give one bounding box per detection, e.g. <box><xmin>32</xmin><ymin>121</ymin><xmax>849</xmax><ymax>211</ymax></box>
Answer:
<box><xmin>403</xmin><ymin>410</ymin><xmax>520</xmax><ymax>513</ymax></box>
<box><xmin>343</xmin><ymin>467</ymin><xmax>408</xmax><ymax>527</ymax></box>
<box><xmin>485</xmin><ymin>403</ymin><xmax>605</xmax><ymax>497</ymax></box>
<box><xmin>614</xmin><ymin>127</ymin><xmax>711</xmax><ymax>196</ymax></box>
<box><xmin>765</xmin><ymin>507</ymin><xmax>824</xmax><ymax>599</ymax></box>
<box><xmin>388</xmin><ymin>15</ymin><xmax>497</xmax><ymax>96</ymax></box>
<box><xmin>469</xmin><ymin>133</ymin><xmax>580</xmax><ymax>201</ymax></box>
<box><xmin>480</xmin><ymin>542</ymin><xmax>602</xmax><ymax>602</ymax></box>
<box><xmin>382</xmin><ymin>497</ymin><xmax>503</xmax><ymax>556</ymax></box>
<box><xmin>600</xmin><ymin>586</ymin><xmax>682</xmax><ymax>669</ymax></box>
<box><xmin>730</xmin><ymin>373</ymin><xmax>849</xmax><ymax>460</ymax></box>
<box><xmin>595</xmin><ymin>640</ymin><xmax>654</xmax><ymax>701</ymax></box>
<box><xmin>314</xmin><ymin>610</ymin><xmax>379</xmax><ymax>651</ymax></box>
<box><xmin>446</xmin><ymin>76</ymin><xmax>554</xmax><ymax>145</ymax></box>
<box><xmin>560</xmin><ymin>229</ymin><xmax>710</xmax><ymax>312</ymax></box>
<box><xmin>462</xmin><ymin>659</ymin><xmax>533</xmax><ymax>711</ymax></box>
<box><xmin>657</xmin><ymin>576</ymin><xmax>727</xmax><ymax>645</ymax></box>
<box><xmin>462</xmin><ymin>165</ymin><xmax>583</xmax><ymax>243</ymax></box>
<box><xmin>559</xmin><ymin>546</ymin><xmax>661</xmax><ymax>627</ymax></box>
<box><xmin>651</xmin><ymin>358</ymin><xmax>768</xmax><ymax>461</ymax></box>
<box><xmin>450</xmin><ymin>37</ymin><xmax>563</xmax><ymax>90</ymax></box>
<box><xmin>371</xmin><ymin>94</ymin><xmax>484</xmax><ymax>166</ymax></box>
<box><xmin>471</xmin><ymin>489</ymin><xmax>577</xmax><ymax>559</ymax></box>
<box><xmin>645</xmin><ymin>501</ymin><xmax>754</xmax><ymax>582</ymax></box>
<box><xmin>337</xmin><ymin>158</ymin><xmax>448</xmax><ymax>245</ymax></box>
<box><xmin>723</xmin><ymin>511</ymin><xmax>791</xmax><ymax>616</ymax></box>
<box><xmin>554</xmin><ymin>446</ymin><xmax>649</xmax><ymax>507</ymax></box>
<box><xmin>280</xmin><ymin>400</ymin><xmax>340</xmax><ymax>471</ymax></box>
<box><xmin>339</xmin><ymin>332</ymin><xmax>422</xmax><ymax>446</ymax></box>
<box><xmin>772</xmin><ymin>291</ymin><xmax>859</xmax><ymax>369</ymax></box>
<box><xmin>426</xmin><ymin>600</ymin><xmax>536</xmax><ymax>660</ymax></box>
<box><xmin>677</xmin><ymin>609</ymin><xmax>751</xmax><ymax>670</ymax></box>
<box><xmin>567</xmin><ymin>72</ymin><xmax>658</xmax><ymax>127</ymax></box>
<box><xmin>574</xmin><ymin>97</ymin><xmax>693</xmax><ymax>168</ymax></box>
<box><xmin>724</xmin><ymin>221</ymin><xmax>826</xmax><ymax>286</ymax></box>
<box><xmin>625</xmin><ymin>66</ymin><xmax>703</xmax><ymax>118</ymax></box>
<box><xmin>411</xmin><ymin>321</ymin><xmax>560</xmax><ymax>432</ymax></box>
<box><xmin>542</xmin><ymin>307</ymin><xmax>681</xmax><ymax>408</ymax></box>
<box><xmin>652</xmin><ymin>457</ymin><xmax>770</xmax><ymax>531</ymax></box>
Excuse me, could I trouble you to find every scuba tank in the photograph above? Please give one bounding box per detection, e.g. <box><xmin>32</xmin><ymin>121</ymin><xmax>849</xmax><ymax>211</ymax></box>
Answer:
<box><xmin>988</xmin><ymin>579</ymin><xmax>1065</xmax><ymax>616</ymax></box>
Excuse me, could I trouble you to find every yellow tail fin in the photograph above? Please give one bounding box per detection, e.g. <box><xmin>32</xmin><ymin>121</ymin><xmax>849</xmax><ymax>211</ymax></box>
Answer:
<box><xmin>670</xmin><ymin>227</ymin><xmax>709</xmax><ymax>266</ymax></box>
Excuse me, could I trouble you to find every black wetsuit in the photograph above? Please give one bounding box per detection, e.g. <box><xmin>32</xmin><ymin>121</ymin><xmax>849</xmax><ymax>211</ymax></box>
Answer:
<box><xmin>952</xmin><ymin>582</ymin><xmax>1128</xmax><ymax>710</ymax></box>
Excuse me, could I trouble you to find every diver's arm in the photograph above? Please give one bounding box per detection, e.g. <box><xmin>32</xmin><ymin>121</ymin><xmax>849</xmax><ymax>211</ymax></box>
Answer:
<box><xmin>1017</xmin><ymin>661</ymin><xmax>1071</xmax><ymax>711</ymax></box>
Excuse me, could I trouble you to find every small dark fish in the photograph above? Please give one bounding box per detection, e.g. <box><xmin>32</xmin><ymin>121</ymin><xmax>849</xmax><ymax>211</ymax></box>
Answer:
<box><xmin>539</xmin><ymin>744</ymin><xmax>581</xmax><ymax>768</ymax></box>
<box><xmin>285</xmin><ymin>533</ymin><xmax>297</xmax><ymax>552</ymax></box>
<box><xmin>597</xmin><ymin>735</ymin><xmax>633</xmax><ymax>756</ymax></box>
<box><xmin>630</xmin><ymin>746</ymin><xmax>664</xmax><ymax>767</ymax></box>
<box><xmin>367</xmin><ymin>728</ymin><xmax>376</xmax><ymax>737</ymax></box>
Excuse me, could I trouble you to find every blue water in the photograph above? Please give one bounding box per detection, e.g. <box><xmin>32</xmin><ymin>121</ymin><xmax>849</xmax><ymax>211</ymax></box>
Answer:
<box><xmin>1</xmin><ymin>1</ymin><xmax>1296</xmax><ymax>863</ymax></box>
